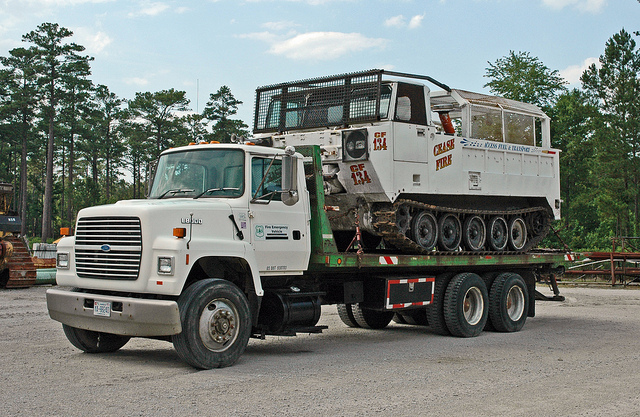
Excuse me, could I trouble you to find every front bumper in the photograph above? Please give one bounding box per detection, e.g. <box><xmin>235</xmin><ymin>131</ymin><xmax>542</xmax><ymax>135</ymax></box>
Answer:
<box><xmin>46</xmin><ymin>289</ymin><xmax>181</xmax><ymax>337</ymax></box>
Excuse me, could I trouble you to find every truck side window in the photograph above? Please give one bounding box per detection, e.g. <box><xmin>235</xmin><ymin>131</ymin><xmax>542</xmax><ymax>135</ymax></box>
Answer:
<box><xmin>395</xmin><ymin>83</ymin><xmax>427</xmax><ymax>125</ymax></box>
<box><xmin>251</xmin><ymin>157</ymin><xmax>282</xmax><ymax>201</ymax></box>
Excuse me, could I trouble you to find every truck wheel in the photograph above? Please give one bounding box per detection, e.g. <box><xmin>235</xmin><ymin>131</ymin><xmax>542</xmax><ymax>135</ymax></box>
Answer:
<box><xmin>62</xmin><ymin>324</ymin><xmax>130</xmax><ymax>353</ymax></box>
<box><xmin>351</xmin><ymin>304</ymin><xmax>393</xmax><ymax>329</ymax></box>
<box><xmin>427</xmin><ymin>273</ymin><xmax>454</xmax><ymax>335</ymax></box>
<box><xmin>172</xmin><ymin>279</ymin><xmax>251</xmax><ymax>369</ymax></box>
<box><xmin>438</xmin><ymin>213</ymin><xmax>461</xmax><ymax>251</ymax></box>
<box><xmin>489</xmin><ymin>273</ymin><xmax>529</xmax><ymax>332</ymax></box>
<box><xmin>481</xmin><ymin>272</ymin><xmax>499</xmax><ymax>331</ymax></box>
<box><xmin>443</xmin><ymin>273</ymin><xmax>488</xmax><ymax>337</ymax></box>
<box><xmin>337</xmin><ymin>304</ymin><xmax>360</xmax><ymax>327</ymax></box>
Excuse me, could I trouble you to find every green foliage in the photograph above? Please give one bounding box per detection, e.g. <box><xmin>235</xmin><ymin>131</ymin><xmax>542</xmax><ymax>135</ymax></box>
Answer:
<box><xmin>487</xmin><ymin>30</ymin><xmax>640</xmax><ymax>251</ymax></box>
<box><xmin>0</xmin><ymin>22</ymin><xmax>250</xmax><ymax>240</ymax></box>
<box><xmin>484</xmin><ymin>50</ymin><xmax>568</xmax><ymax>112</ymax></box>
<box><xmin>202</xmin><ymin>85</ymin><xmax>249</xmax><ymax>142</ymax></box>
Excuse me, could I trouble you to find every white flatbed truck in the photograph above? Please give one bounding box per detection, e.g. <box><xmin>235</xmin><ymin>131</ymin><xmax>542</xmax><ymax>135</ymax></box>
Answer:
<box><xmin>46</xmin><ymin>144</ymin><xmax>566</xmax><ymax>369</ymax></box>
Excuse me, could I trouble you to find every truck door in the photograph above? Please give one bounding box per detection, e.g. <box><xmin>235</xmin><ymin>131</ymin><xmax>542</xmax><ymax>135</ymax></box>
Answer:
<box><xmin>248</xmin><ymin>155</ymin><xmax>310</xmax><ymax>274</ymax></box>
<box><xmin>393</xmin><ymin>83</ymin><xmax>429</xmax><ymax>163</ymax></box>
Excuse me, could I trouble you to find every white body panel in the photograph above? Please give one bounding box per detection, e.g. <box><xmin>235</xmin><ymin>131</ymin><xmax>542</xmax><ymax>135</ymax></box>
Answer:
<box><xmin>56</xmin><ymin>144</ymin><xmax>311</xmax><ymax>297</ymax></box>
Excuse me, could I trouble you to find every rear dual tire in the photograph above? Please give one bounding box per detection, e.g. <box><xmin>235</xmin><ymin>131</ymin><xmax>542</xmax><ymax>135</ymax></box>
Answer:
<box><xmin>443</xmin><ymin>273</ymin><xmax>489</xmax><ymax>338</ymax></box>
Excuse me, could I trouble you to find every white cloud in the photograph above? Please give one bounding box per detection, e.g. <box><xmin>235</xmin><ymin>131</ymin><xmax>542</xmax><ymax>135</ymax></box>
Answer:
<box><xmin>28</xmin><ymin>0</ymin><xmax>112</xmax><ymax>5</ymax></box>
<box><xmin>124</xmin><ymin>77</ymin><xmax>149</xmax><ymax>86</ymax></box>
<box><xmin>385</xmin><ymin>14</ymin><xmax>424</xmax><ymax>29</ymax></box>
<box><xmin>237</xmin><ymin>31</ymin><xmax>280</xmax><ymax>43</ymax></box>
<box><xmin>408</xmin><ymin>14</ymin><xmax>425</xmax><ymax>29</ymax></box>
<box><xmin>560</xmin><ymin>57</ymin><xmax>600</xmax><ymax>85</ymax></box>
<box><xmin>245</xmin><ymin>0</ymin><xmax>352</xmax><ymax>4</ymax></box>
<box><xmin>268</xmin><ymin>32</ymin><xmax>387</xmax><ymax>60</ymax></box>
<box><xmin>541</xmin><ymin>0</ymin><xmax>607</xmax><ymax>13</ymax></box>
<box><xmin>385</xmin><ymin>15</ymin><xmax>406</xmax><ymax>28</ymax></box>
<box><xmin>127</xmin><ymin>2</ymin><xmax>170</xmax><ymax>18</ymax></box>
<box><xmin>261</xmin><ymin>21</ymin><xmax>300</xmax><ymax>31</ymax></box>
<box><xmin>72</xmin><ymin>27</ymin><xmax>112</xmax><ymax>54</ymax></box>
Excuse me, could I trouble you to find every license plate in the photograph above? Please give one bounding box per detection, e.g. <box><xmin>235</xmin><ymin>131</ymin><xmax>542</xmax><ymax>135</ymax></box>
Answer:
<box><xmin>93</xmin><ymin>300</ymin><xmax>111</xmax><ymax>317</ymax></box>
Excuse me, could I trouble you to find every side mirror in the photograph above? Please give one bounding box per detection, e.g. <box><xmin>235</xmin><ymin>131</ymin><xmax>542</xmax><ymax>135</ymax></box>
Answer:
<box><xmin>281</xmin><ymin>146</ymin><xmax>299</xmax><ymax>206</ymax></box>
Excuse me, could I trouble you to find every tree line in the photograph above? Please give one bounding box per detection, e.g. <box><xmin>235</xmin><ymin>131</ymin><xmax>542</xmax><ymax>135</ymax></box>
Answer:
<box><xmin>485</xmin><ymin>28</ymin><xmax>640</xmax><ymax>250</ymax></box>
<box><xmin>0</xmin><ymin>23</ymin><xmax>248</xmax><ymax>241</ymax></box>
<box><xmin>1</xmin><ymin>23</ymin><xmax>639</xmax><ymax>251</ymax></box>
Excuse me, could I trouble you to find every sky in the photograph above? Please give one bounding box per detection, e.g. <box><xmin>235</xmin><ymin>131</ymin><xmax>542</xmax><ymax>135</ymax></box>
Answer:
<box><xmin>0</xmin><ymin>0</ymin><xmax>638</xmax><ymax>128</ymax></box>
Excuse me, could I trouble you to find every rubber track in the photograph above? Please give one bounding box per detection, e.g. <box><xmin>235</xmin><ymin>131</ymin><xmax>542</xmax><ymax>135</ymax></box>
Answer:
<box><xmin>372</xmin><ymin>199</ymin><xmax>551</xmax><ymax>256</ymax></box>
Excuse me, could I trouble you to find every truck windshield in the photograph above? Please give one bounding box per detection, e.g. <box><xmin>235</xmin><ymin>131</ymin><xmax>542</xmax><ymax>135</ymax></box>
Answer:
<box><xmin>149</xmin><ymin>149</ymin><xmax>245</xmax><ymax>199</ymax></box>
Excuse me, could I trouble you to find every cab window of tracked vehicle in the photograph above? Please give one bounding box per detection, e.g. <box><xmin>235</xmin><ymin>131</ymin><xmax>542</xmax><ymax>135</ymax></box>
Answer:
<box><xmin>149</xmin><ymin>149</ymin><xmax>245</xmax><ymax>198</ymax></box>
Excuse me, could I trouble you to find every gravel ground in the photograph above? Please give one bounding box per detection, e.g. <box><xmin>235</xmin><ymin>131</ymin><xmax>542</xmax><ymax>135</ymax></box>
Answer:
<box><xmin>2</xmin><ymin>284</ymin><xmax>640</xmax><ymax>417</ymax></box>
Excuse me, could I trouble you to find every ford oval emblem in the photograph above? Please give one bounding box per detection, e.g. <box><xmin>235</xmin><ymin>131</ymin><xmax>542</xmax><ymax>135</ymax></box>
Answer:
<box><xmin>101</xmin><ymin>244</ymin><xmax>111</xmax><ymax>252</ymax></box>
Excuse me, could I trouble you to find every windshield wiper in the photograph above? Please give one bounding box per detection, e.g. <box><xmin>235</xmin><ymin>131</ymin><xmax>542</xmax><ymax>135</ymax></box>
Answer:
<box><xmin>194</xmin><ymin>187</ymin><xmax>240</xmax><ymax>199</ymax></box>
<box><xmin>157</xmin><ymin>188</ymin><xmax>195</xmax><ymax>199</ymax></box>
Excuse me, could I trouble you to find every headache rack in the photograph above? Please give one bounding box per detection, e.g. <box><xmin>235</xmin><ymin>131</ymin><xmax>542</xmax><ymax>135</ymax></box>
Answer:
<box><xmin>253</xmin><ymin>69</ymin><xmax>450</xmax><ymax>134</ymax></box>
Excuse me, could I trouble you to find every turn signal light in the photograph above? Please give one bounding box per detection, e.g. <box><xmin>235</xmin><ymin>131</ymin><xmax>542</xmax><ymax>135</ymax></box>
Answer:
<box><xmin>60</xmin><ymin>227</ymin><xmax>72</xmax><ymax>236</ymax></box>
<box><xmin>173</xmin><ymin>227</ymin><xmax>186</xmax><ymax>238</ymax></box>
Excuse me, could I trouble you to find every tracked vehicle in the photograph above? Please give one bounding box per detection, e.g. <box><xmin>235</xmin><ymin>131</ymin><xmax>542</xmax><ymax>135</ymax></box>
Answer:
<box><xmin>252</xmin><ymin>70</ymin><xmax>561</xmax><ymax>253</ymax></box>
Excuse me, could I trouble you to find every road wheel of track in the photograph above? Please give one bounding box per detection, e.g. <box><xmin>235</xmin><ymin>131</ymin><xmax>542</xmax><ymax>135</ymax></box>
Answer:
<box><xmin>463</xmin><ymin>215</ymin><xmax>486</xmax><ymax>251</ymax></box>
<box><xmin>443</xmin><ymin>273</ymin><xmax>488</xmax><ymax>337</ymax></box>
<box><xmin>438</xmin><ymin>213</ymin><xmax>462</xmax><ymax>251</ymax></box>
<box><xmin>489</xmin><ymin>273</ymin><xmax>529</xmax><ymax>332</ymax></box>
<box><xmin>337</xmin><ymin>304</ymin><xmax>360</xmax><ymax>327</ymax></box>
<box><xmin>508</xmin><ymin>217</ymin><xmax>527</xmax><ymax>251</ymax></box>
<box><xmin>351</xmin><ymin>304</ymin><xmax>394</xmax><ymax>329</ymax></box>
<box><xmin>172</xmin><ymin>279</ymin><xmax>251</xmax><ymax>369</ymax></box>
<box><xmin>527</xmin><ymin>211</ymin><xmax>544</xmax><ymax>235</ymax></box>
<box><xmin>487</xmin><ymin>216</ymin><xmax>508</xmax><ymax>251</ymax></box>
<box><xmin>411</xmin><ymin>211</ymin><xmax>438</xmax><ymax>251</ymax></box>
<box><xmin>62</xmin><ymin>325</ymin><xmax>130</xmax><ymax>353</ymax></box>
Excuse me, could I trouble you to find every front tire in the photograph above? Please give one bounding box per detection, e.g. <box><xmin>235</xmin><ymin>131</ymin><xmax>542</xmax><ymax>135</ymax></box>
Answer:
<box><xmin>172</xmin><ymin>279</ymin><xmax>251</xmax><ymax>369</ymax></box>
<box><xmin>62</xmin><ymin>325</ymin><xmax>130</xmax><ymax>353</ymax></box>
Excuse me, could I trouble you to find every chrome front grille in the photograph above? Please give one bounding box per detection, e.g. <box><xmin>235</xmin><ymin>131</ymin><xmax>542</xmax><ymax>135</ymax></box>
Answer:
<box><xmin>74</xmin><ymin>217</ymin><xmax>142</xmax><ymax>280</ymax></box>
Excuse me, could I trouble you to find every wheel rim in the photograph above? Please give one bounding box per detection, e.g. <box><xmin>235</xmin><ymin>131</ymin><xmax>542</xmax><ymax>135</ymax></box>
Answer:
<box><xmin>412</xmin><ymin>211</ymin><xmax>438</xmax><ymax>250</ymax></box>
<box><xmin>509</xmin><ymin>217</ymin><xmax>527</xmax><ymax>250</ymax></box>
<box><xmin>528</xmin><ymin>212</ymin><xmax>546</xmax><ymax>236</ymax></box>
<box><xmin>464</xmin><ymin>216</ymin><xmax>486</xmax><ymax>251</ymax></box>
<box><xmin>439</xmin><ymin>214</ymin><xmax>461</xmax><ymax>251</ymax></box>
<box><xmin>199</xmin><ymin>298</ymin><xmax>240</xmax><ymax>352</ymax></box>
<box><xmin>506</xmin><ymin>285</ymin><xmax>525</xmax><ymax>321</ymax></box>
<box><xmin>463</xmin><ymin>286</ymin><xmax>484</xmax><ymax>326</ymax></box>
<box><xmin>489</xmin><ymin>217</ymin><xmax>508</xmax><ymax>251</ymax></box>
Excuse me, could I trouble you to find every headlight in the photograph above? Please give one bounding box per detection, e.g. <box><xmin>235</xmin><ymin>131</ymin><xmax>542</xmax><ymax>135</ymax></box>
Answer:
<box><xmin>56</xmin><ymin>252</ymin><xmax>70</xmax><ymax>269</ymax></box>
<box><xmin>342</xmin><ymin>129</ymin><xmax>369</xmax><ymax>161</ymax></box>
<box><xmin>157</xmin><ymin>256</ymin><xmax>174</xmax><ymax>275</ymax></box>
